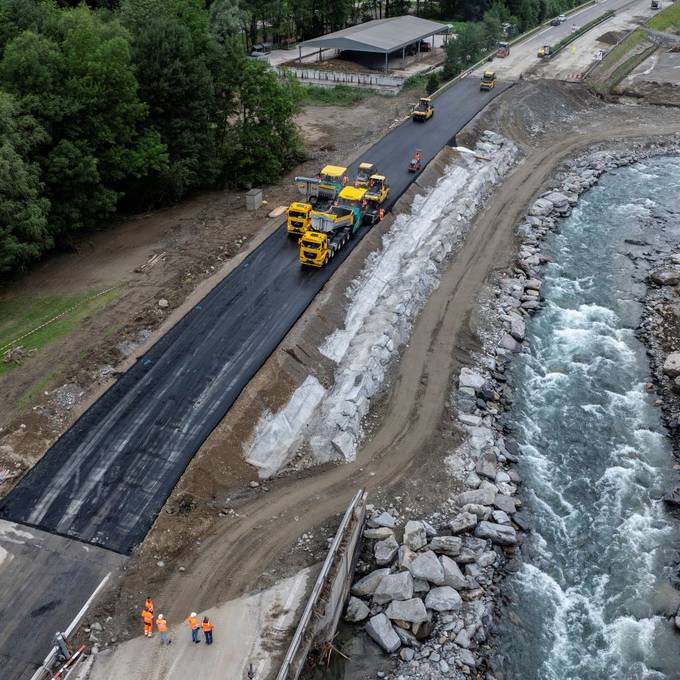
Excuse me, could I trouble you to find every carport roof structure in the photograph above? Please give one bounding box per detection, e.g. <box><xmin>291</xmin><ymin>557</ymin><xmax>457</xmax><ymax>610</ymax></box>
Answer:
<box><xmin>301</xmin><ymin>15</ymin><xmax>449</xmax><ymax>55</ymax></box>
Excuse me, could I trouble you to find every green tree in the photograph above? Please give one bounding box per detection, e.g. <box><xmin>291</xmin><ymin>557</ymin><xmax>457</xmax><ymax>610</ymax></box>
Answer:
<box><xmin>120</xmin><ymin>0</ymin><xmax>222</xmax><ymax>201</ymax></box>
<box><xmin>0</xmin><ymin>6</ymin><xmax>166</xmax><ymax>236</ymax></box>
<box><xmin>0</xmin><ymin>90</ymin><xmax>51</xmax><ymax>273</ymax></box>
<box><xmin>425</xmin><ymin>71</ymin><xmax>440</xmax><ymax>94</ymax></box>
<box><xmin>229</xmin><ymin>59</ymin><xmax>302</xmax><ymax>187</ymax></box>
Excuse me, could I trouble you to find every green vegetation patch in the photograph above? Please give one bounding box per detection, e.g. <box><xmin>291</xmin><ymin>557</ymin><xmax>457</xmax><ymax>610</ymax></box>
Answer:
<box><xmin>299</xmin><ymin>84</ymin><xmax>370</xmax><ymax>106</ymax></box>
<box><xmin>648</xmin><ymin>0</ymin><xmax>680</xmax><ymax>31</ymax></box>
<box><xmin>0</xmin><ymin>288</ymin><xmax>120</xmax><ymax>376</ymax></box>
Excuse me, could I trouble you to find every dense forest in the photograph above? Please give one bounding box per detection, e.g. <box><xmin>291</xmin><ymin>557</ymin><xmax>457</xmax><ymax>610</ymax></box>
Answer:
<box><xmin>0</xmin><ymin>0</ymin><xmax>581</xmax><ymax>275</ymax></box>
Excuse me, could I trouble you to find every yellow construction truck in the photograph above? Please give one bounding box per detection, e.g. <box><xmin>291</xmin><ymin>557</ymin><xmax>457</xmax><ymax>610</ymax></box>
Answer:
<box><xmin>287</xmin><ymin>165</ymin><xmax>347</xmax><ymax>237</ymax></box>
<box><xmin>299</xmin><ymin>183</ymin><xmax>387</xmax><ymax>267</ymax></box>
<box><xmin>354</xmin><ymin>162</ymin><xmax>377</xmax><ymax>188</ymax></box>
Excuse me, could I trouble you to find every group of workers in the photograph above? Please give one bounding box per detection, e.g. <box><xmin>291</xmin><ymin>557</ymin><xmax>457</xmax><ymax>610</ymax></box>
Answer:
<box><xmin>141</xmin><ymin>597</ymin><xmax>214</xmax><ymax>646</ymax></box>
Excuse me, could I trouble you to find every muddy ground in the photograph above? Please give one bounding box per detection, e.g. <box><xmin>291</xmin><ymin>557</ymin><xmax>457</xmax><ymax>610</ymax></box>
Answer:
<box><xmin>65</xmin><ymin>80</ymin><xmax>680</xmax><ymax>652</ymax></box>
<box><xmin>0</xmin><ymin>87</ymin><xmax>421</xmax><ymax>493</ymax></box>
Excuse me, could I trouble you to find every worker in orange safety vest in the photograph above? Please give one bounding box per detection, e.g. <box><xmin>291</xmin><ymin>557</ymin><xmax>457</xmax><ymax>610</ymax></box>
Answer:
<box><xmin>202</xmin><ymin>617</ymin><xmax>214</xmax><ymax>645</ymax></box>
<box><xmin>144</xmin><ymin>597</ymin><xmax>154</xmax><ymax>615</ymax></box>
<box><xmin>187</xmin><ymin>612</ymin><xmax>200</xmax><ymax>643</ymax></box>
<box><xmin>142</xmin><ymin>608</ymin><xmax>154</xmax><ymax>637</ymax></box>
<box><xmin>156</xmin><ymin>614</ymin><xmax>171</xmax><ymax>645</ymax></box>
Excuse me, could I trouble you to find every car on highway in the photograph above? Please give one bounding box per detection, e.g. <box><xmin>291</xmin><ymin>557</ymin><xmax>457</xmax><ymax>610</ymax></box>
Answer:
<box><xmin>551</xmin><ymin>14</ymin><xmax>567</xmax><ymax>25</ymax></box>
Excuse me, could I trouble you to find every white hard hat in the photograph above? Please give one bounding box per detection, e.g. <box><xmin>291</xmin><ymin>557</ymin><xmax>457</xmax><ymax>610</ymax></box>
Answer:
<box><xmin>158</xmin><ymin>614</ymin><xmax>164</xmax><ymax>619</ymax></box>
<box><xmin>191</xmin><ymin>612</ymin><xmax>197</xmax><ymax>617</ymax></box>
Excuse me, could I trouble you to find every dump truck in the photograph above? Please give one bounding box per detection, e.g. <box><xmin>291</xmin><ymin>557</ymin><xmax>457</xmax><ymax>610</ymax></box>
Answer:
<box><xmin>480</xmin><ymin>70</ymin><xmax>496</xmax><ymax>91</ymax></box>
<box><xmin>354</xmin><ymin>162</ymin><xmax>377</xmax><ymax>188</ymax></box>
<box><xmin>299</xmin><ymin>185</ymin><xmax>384</xmax><ymax>267</ymax></box>
<box><xmin>412</xmin><ymin>97</ymin><xmax>434</xmax><ymax>122</ymax></box>
<box><xmin>496</xmin><ymin>41</ymin><xmax>510</xmax><ymax>58</ymax></box>
<box><xmin>287</xmin><ymin>165</ymin><xmax>347</xmax><ymax>237</ymax></box>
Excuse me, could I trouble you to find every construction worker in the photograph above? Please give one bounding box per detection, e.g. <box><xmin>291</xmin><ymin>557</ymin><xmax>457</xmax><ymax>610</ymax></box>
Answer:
<box><xmin>187</xmin><ymin>612</ymin><xmax>200</xmax><ymax>643</ymax></box>
<box><xmin>202</xmin><ymin>617</ymin><xmax>214</xmax><ymax>645</ymax></box>
<box><xmin>142</xmin><ymin>608</ymin><xmax>154</xmax><ymax>637</ymax></box>
<box><xmin>144</xmin><ymin>597</ymin><xmax>154</xmax><ymax>615</ymax></box>
<box><xmin>379</xmin><ymin>208</ymin><xmax>385</xmax><ymax>221</ymax></box>
<box><xmin>156</xmin><ymin>614</ymin><xmax>171</xmax><ymax>645</ymax></box>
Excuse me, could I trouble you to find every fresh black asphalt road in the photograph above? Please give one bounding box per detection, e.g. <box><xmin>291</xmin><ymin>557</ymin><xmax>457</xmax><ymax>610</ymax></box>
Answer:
<box><xmin>0</xmin><ymin>78</ymin><xmax>510</xmax><ymax>555</ymax></box>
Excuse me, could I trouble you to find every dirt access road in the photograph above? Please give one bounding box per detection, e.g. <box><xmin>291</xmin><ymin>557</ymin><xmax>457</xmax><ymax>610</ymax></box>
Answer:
<box><xmin>139</xmin><ymin>84</ymin><xmax>680</xmax><ymax>626</ymax></box>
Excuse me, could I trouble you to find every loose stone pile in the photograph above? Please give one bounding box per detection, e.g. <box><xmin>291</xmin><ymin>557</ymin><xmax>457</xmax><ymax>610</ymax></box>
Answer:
<box><xmin>346</xmin><ymin>503</ymin><xmax>513</xmax><ymax>678</ymax></box>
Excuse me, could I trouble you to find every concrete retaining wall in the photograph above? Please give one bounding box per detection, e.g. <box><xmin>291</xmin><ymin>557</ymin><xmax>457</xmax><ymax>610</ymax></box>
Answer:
<box><xmin>278</xmin><ymin>66</ymin><xmax>404</xmax><ymax>91</ymax></box>
<box><xmin>275</xmin><ymin>490</ymin><xmax>367</xmax><ymax>680</ymax></box>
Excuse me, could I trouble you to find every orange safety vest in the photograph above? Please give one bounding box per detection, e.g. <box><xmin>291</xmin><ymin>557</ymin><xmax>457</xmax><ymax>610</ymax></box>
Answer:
<box><xmin>187</xmin><ymin>615</ymin><xmax>199</xmax><ymax>629</ymax></box>
<box><xmin>156</xmin><ymin>618</ymin><xmax>168</xmax><ymax>633</ymax></box>
<box><xmin>202</xmin><ymin>620</ymin><xmax>214</xmax><ymax>632</ymax></box>
<box><xmin>142</xmin><ymin>610</ymin><xmax>153</xmax><ymax>624</ymax></box>
<box><xmin>145</xmin><ymin>598</ymin><xmax>154</xmax><ymax>613</ymax></box>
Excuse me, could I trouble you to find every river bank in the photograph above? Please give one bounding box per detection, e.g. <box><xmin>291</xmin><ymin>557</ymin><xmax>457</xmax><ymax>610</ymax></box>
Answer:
<box><xmin>336</xmin><ymin>138</ymin><xmax>680</xmax><ymax>680</ymax></box>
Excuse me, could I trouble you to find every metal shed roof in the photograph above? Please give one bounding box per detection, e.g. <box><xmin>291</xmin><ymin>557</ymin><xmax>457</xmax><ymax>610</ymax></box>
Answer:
<box><xmin>301</xmin><ymin>15</ymin><xmax>449</xmax><ymax>54</ymax></box>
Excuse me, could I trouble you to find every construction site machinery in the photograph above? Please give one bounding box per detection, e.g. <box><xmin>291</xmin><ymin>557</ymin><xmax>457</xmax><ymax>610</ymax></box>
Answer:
<box><xmin>355</xmin><ymin>162</ymin><xmax>377</xmax><ymax>188</ymax></box>
<box><xmin>480</xmin><ymin>70</ymin><xmax>497</xmax><ymax>91</ymax></box>
<box><xmin>364</xmin><ymin>175</ymin><xmax>390</xmax><ymax>204</ymax></box>
<box><xmin>408</xmin><ymin>149</ymin><xmax>422</xmax><ymax>173</ymax></box>
<box><xmin>287</xmin><ymin>165</ymin><xmax>348</xmax><ymax>237</ymax></box>
<box><xmin>496</xmin><ymin>41</ymin><xmax>510</xmax><ymax>58</ymax></box>
<box><xmin>537</xmin><ymin>45</ymin><xmax>552</xmax><ymax>58</ymax></box>
<box><xmin>299</xmin><ymin>185</ymin><xmax>384</xmax><ymax>268</ymax></box>
<box><xmin>412</xmin><ymin>97</ymin><xmax>434</xmax><ymax>122</ymax></box>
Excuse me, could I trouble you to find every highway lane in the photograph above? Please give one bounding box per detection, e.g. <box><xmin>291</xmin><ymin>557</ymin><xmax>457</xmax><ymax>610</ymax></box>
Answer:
<box><xmin>0</xmin><ymin>78</ymin><xmax>510</xmax><ymax>555</ymax></box>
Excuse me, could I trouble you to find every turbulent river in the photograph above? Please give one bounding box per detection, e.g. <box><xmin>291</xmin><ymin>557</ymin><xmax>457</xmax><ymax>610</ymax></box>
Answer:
<box><xmin>496</xmin><ymin>157</ymin><xmax>680</xmax><ymax>679</ymax></box>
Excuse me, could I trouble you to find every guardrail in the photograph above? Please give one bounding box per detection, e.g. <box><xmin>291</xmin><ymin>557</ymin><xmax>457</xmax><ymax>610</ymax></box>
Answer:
<box><xmin>29</xmin><ymin>574</ymin><xmax>111</xmax><ymax>680</ymax></box>
<box><xmin>275</xmin><ymin>489</ymin><xmax>367</xmax><ymax>680</ymax></box>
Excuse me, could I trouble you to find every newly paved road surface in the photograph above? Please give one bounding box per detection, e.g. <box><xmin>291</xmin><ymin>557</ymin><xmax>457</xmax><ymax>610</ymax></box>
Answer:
<box><xmin>0</xmin><ymin>79</ymin><xmax>509</xmax><ymax>555</ymax></box>
<box><xmin>0</xmin><ymin>520</ymin><xmax>125</xmax><ymax>680</ymax></box>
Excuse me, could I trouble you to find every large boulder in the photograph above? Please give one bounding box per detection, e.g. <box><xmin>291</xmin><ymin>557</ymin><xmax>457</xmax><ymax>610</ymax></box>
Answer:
<box><xmin>408</xmin><ymin>550</ymin><xmax>445</xmax><ymax>585</ymax></box>
<box><xmin>385</xmin><ymin>598</ymin><xmax>429</xmax><ymax>624</ymax></box>
<box><xmin>493</xmin><ymin>493</ymin><xmax>518</xmax><ymax>514</ymax></box>
<box><xmin>462</xmin><ymin>503</ymin><xmax>492</xmax><ymax>521</ymax></box>
<box><xmin>449</xmin><ymin>512</ymin><xmax>478</xmax><ymax>535</ymax></box>
<box><xmin>424</xmin><ymin>586</ymin><xmax>463</xmax><ymax>612</ymax></box>
<box><xmin>475</xmin><ymin>451</ymin><xmax>497</xmax><ymax>480</ymax></box>
<box><xmin>663</xmin><ymin>352</ymin><xmax>680</xmax><ymax>379</ymax></box>
<box><xmin>459</xmin><ymin>367</ymin><xmax>486</xmax><ymax>390</ymax></box>
<box><xmin>375</xmin><ymin>535</ymin><xmax>399</xmax><ymax>566</ymax></box>
<box><xmin>345</xmin><ymin>596</ymin><xmax>370</xmax><ymax>623</ymax></box>
<box><xmin>650</xmin><ymin>269</ymin><xmax>680</xmax><ymax>287</ymax></box>
<box><xmin>428</xmin><ymin>535</ymin><xmax>462</xmax><ymax>557</ymax></box>
<box><xmin>351</xmin><ymin>568</ymin><xmax>390</xmax><ymax>597</ymax></box>
<box><xmin>364</xmin><ymin>527</ymin><xmax>394</xmax><ymax>540</ymax></box>
<box><xmin>456</xmin><ymin>488</ymin><xmax>495</xmax><ymax>507</ymax></box>
<box><xmin>369</xmin><ymin>511</ymin><xmax>397</xmax><ymax>529</ymax></box>
<box><xmin>373</xmin><ymin>570</ymin><xmax>414</xmax><ymax>604</ymax></box>
<box><xmin>366</xmin><ymin>613</ymin><xmax>401</xmax><ymax>653</ymax></box>
<box><xmin>398</xmin><ymin>545</ymin><xmax>417</xmax><ymax>571</ymax></box>
<box><xmin>403</xmin><ymin>520</ymin><xmax>427</xmax><ymax>551</ymax></box>
<box><xmin>528</xmin><ymin>198</ymin><xmax>553</xmax><ymax>217</ymax></box>
<box><xmin>441</xmin><ymin>555</ymin><xmax>468</xmax><ymax>589</ymax></box>
<box><xmin>474</xmin><ymin>521</ymin><xmax>518</xmax><ymax>546</ymax></box>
